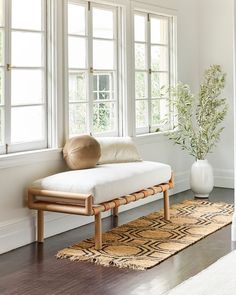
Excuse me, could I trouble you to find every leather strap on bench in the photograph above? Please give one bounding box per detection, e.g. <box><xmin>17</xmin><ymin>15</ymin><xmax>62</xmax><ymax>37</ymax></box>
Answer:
<box><xmin>92</xmin><ymin>173</ymin><xmax>174</xmax><ymax>215</ymax></box>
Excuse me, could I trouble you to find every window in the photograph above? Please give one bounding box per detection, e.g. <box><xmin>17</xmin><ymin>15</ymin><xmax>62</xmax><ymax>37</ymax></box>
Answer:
<box><xmin>0</xmin><ymin>1</ymin><xmax>176</xmax><ymax>158</ymax></box>
<box><xmin>67</xmin><ymin>0</ymin><xmax>119</xmax><ymax>137</ymax></box>
<box><xmin>0</xmin><ymin>0</ymin><xmax>47</xmax><ymax>154</ymax></box>
<box><xmin>134</xmin><ymin>12</ymin><xmax>173</xmax><ymax>135</ymax></box>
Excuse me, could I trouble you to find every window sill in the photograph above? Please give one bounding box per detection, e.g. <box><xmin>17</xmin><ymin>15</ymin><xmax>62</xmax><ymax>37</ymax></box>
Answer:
<box><xmin>0</xmin><ymin>132</ymin><xmax>175</xmax><ymax>169</ymax></box>
<box><xmin>0</xmin><ymin>148</ymin><xmax>63</xmax><ymax>170</ymax></box>
<box><xmin>133</xmin><ymin>130</ymin><xmax>174</xmax><ymax>145</ymax></box>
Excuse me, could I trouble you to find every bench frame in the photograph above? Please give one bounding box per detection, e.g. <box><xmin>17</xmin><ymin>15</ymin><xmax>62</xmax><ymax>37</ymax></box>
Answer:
<box><xmin>28</xmin><ymin>173</ymin><xmax>174</xmax><ymax>250</ymax></box>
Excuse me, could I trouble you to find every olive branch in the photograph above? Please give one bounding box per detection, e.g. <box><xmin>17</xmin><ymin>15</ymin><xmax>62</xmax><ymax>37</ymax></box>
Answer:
<box><xmin>167</xmin><ymin>65</ymin><xmax>228</xmax><ymax>160</ymax></box>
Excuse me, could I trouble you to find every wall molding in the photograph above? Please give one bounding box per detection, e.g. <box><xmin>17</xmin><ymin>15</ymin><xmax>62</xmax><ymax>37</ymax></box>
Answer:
<box><xmin>214</xmin><ymin>168</ymin><xmax>234</xmax><ymax>189</ymax></box>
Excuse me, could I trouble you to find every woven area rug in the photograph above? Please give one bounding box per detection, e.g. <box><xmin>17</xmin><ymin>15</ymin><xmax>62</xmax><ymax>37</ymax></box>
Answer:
<box><xmin>57</xmin><ymin>200</ymin><xmax>234</xmax><ymax>270</ymax></box>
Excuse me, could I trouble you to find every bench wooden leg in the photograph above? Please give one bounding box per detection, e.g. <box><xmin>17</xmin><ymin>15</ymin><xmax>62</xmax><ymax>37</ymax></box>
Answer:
<box><xmin>164</xmin><ymin>190</ymin><xmax>170</xmax><ymax>220</ymax></box>
<box><xmin>112</xmin><ymin>206</ymin><xmax>118</xmax><ymax>217</ymax></box>
<box><xmin>37</xmin><ymin>210</ymin><xmax>44</xmax><ymax>243</ymax></box>
<box><xmin>95</xmin><ymin>212</ymin><xmax>102</xmax><ymax>250</ymax></box>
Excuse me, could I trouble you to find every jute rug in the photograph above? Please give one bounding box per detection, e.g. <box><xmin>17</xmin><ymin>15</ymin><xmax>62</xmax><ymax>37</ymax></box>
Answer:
<box><xmin>57</xmin><ymin>200</ymin><xmax>234</xmax><ymax>270</ymax></box>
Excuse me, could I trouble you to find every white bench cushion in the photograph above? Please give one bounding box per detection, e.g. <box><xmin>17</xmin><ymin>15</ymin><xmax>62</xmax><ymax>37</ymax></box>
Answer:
<box><xmin>32</xmin><ymin>161</ymin><xmax>171</xmax><ymax>205</ymax></box>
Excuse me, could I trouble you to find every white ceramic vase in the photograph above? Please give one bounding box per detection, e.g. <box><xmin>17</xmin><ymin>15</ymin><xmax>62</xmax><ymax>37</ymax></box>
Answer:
<box><xmin>190</xmin><ymin>159</ymin><xmax>214</xmax><ymax>198</ymax></box>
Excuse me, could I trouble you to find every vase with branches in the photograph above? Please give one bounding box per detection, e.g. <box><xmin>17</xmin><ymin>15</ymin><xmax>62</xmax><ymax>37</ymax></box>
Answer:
<box><xmin>167</xmin><ymin>65</ymin><xmax>228</xmax><ymax>197</ymax></box>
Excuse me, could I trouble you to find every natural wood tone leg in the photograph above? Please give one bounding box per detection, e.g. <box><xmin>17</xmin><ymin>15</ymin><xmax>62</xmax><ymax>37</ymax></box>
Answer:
<box><xmin>112</xmin><ymin>207</ymin><xmax>118</xmax><ymax>217</ymax></box>
<box><xmin>37</xmin><ymin>210</ymin><xmax>44</xmax><ymax>243</ymax></box>
<box><xmin>95</xmin><ymin>213</ymin><xmax>102</xmax><ymax>250</ymax></box>
<box><xmin>164</xmin><ymin>190</ymin><xmax>170</xmax><ymax>220</ymax></box>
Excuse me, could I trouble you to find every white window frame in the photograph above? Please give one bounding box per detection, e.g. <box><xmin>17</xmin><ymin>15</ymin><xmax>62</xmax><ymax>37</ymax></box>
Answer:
<box><xmin>133</xmin><ymin>5</ymin><xmax>177</xmax><ymax>136</ymax></box>
<box><xmin>0</xmin><ymin>0</ymin><xmax>177</xmax><ymax>166</ymax></box>
<box><xmin>65</xmin><ymin>0</ymin><xmax>121</xmax><ymax>138</ymax></box>
<box><xmin>0</xmin><ymin>0</ymin><xmax>49</xmax><ymax>155</ymax></box>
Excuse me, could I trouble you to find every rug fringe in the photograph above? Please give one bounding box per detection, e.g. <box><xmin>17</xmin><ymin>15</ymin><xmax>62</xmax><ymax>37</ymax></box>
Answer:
<box><xmin>56</xmin><ymin>251</ymin><xmax>147</xmax><ymax>271</ymax></box>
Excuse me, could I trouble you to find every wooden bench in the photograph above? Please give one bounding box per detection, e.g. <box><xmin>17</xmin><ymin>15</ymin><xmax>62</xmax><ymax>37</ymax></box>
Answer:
<box><xmin>28</xmin><ymin>161</ymin><xmax>174</xmax><ymax>250</ymax></box>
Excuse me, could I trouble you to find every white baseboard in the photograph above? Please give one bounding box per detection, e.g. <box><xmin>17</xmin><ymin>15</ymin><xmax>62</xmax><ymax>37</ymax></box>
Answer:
<box><xmin>0</xmin><ymin>212</ymin><xmax>110</xmax><ymax>255</ymax></box>
<box><xmin>0</xmin><ymin>217</ymin><xmax>35</xmax><ymax>254</ymax></box>
<box><xmin>214</xmin><ymin>169</ymin><xmax>234</xmax><ymax>189</ymax></box>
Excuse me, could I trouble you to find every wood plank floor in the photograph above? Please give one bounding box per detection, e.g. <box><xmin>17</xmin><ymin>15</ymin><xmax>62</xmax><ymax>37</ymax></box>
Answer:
<box><xmin>0</xmin><ymin>188</ymin><xmax>235</xmax><ymax>295</ymax></box>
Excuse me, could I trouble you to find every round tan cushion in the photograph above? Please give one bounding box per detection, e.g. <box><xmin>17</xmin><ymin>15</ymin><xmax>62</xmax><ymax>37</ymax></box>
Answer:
<box><xmin>63</xmin><ymin>135</ymin><xmax>101</xmax><ymax>170</ymax></box>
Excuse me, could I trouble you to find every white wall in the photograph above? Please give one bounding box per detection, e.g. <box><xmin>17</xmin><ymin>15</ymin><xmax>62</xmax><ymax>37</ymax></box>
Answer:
<box><xmin>1</xmin><ymin>0</ymin><xmax>225</xmax><ymax>254</ymax></box>
<box><xmin>231</xmin><ymin>0</ymin><xmax>236</xmax><ymax>241</ymax></box>
<box><xmin>198</xmin><ymin>0</ymin><xmax>234</xmax><ymax>188</ymax></box>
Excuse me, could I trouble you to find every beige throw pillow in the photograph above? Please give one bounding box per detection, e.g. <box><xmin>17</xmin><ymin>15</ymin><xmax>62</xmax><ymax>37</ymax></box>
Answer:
<box><xmin>97</xmin><ymin>137</ymin><xmax>142</xmax><ymax>164</ymax></box>
<box><xmin>63</xmin><ymin>135</ymin><xmax>101</xmax><ymax>170</ymax></box>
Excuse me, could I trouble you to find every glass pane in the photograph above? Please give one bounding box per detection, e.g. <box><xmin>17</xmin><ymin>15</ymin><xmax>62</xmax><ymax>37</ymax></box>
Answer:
<box><xmin>0</xmin><ymin>107</ymin><xmax>4</xmax><ymax>145</ymax></box>
<box><xmin>93</xmin><ymin>8</ymin><xmax>113</xmax><ymax>39</ymax></box>
<box><xmin>99</xmin><ymin>74</ymin><xmax>110</xmax><ymax>91</ymax></box>
<box><xmin>151</xmin><ymin>100</ymin><xmax>160</xmax><ymax>126</ymax></box>
<box><xmin>151</xmin><ymin>17</ymin><xmax>168</xmax><ymax>44</ymax></box>
<box><xmin>11</xmin><ymin>106</ymin><xmax>44</xmax><ymax>143</ymax></box>
<box><xmin>93</xmin><ymin>73</ymin><xmax>112</xmax><ymax>91</ymax></box>
<box><xmin>69</xmin><ymin>103</ymin><xmax>87</xmax><ymax>135</ymax></box>
<box><xmin>68</xmin><ymin>4</ymin><xmax>86</xmax><ymax>35</ymax></box>
<box><xmin>151</xmin><ymin>99</ymin><xmax>169</xmax><ymax>126</ymax></box>
<box><xmin>136</xmin><ymin>100</ymin><xmax>148</xmax><ymax>128</ymax></box>
<box><xmin>93</xmin><ymin>102</ymin><xmax>115</xmax><ymax>133</ymax></box>
<box><xmin>12</xmin><ymin>0</ymin><xmax>42</xmax><ymax>31</ymax></box>
<box><xmin>93</xmin><ymin>73</ymin><xmax>113</xmax><ymax>101</ymax></box>
<box><xmin>93</xmin><ymin>75</ymin><xmax>98</xmax><ymax>91</ymax></box>
<box><xmin>0</xmin><ymin>68</ymin><xmax>3</xmax><ymax>104</ymax></box>
<box><xmin>0</xmin><ymin>0</ymin><xmax>3</xmax><ymax>27</ymax></box>
<box><xmin>69</xmin><ymin>72</ymin><xmax>87</xmax><ymax>102</ymax></box>
<box><xmin>135</xmin><ymin>43</ymin><xmax>146</xmax><ymax>70</ymax></box>
<box><xmin>12</xmin><ymin>32</ymin><xmax>42</xmax><ymax>67</ymax></box>
<box><xmin>151</xmin><ymin>46</ymin><xmax>168</xmax><ymax>71</ymax></box>
<box><xmin>68</xmin><ymin>37</ymin><xmax>86</xmax><ymax>69</ymax></box>
<box><xmin>94</xmin><ymin>92</ymin><xmax>111</xmax><ymax>101</ymax></box>
<box><xmin>134</xmin><ymin>14</ymin><xmax>146</xmax><ymax>42</ymax></box>
<box><xmin>99</xmin><ymin>93</ymin><xmax>110</xmax><ymax>100</ymax></box>
<box><xmin>11</xmin><ymin>70</ymin><xmax>43</xmax><ymax>105</ymax></box>
<box><xmin>135</xmin><ymin>72</ymin><xmax>148</xmax><ymax>99</ymax></box>
<box><xmin>93</xmin><ymin>40</ymin><xmax>114</xmax><ymax>69</ymax></box>
<box><xmin>151</xmin><ymin>73</ymin><xmax>169</xmax><ymax>98</ymax></box>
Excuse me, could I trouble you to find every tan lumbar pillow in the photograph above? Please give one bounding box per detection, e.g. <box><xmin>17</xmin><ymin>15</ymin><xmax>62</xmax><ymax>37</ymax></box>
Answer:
<box><xmin>63</xmin><ymin>135</ymin><xmax>101</xmax><ymax>170</ymax></box>
<box><xmin>97</xmin><ymin>137</ymin><xmax>142</xmax><ymax>164</ymax></box>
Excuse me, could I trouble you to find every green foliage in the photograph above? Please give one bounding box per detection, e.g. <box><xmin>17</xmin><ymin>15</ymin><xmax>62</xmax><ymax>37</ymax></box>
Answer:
<box><xmin>93</xmin><ymin>103</ymin><xmax>113</xmax><ymax>133</ymax></box>
<box><xmin>167</xmin><ymin>65</ymin><xmax>228</xmax><ymax>160</ymax></box>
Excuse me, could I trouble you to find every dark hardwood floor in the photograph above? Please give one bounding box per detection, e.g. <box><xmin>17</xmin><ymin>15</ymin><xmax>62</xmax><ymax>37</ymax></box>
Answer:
<box><xmin>0</xmin><ymin>188</ymin><xmax>235</xmax><ymax>295</ymax></box>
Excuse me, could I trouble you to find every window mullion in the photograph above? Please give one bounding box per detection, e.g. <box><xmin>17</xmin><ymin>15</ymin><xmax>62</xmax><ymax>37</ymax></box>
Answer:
<box><xmin>168</xmin><ymin>17</ymin><xmax>174</xmax><ymax>130</ymax></box>
<box><xmin>42</xmin><ymin>0</ymin><xmax>48</xmax><ymax>147</ymax></box>
<box><xmin>87</xmin><ymin>2</ymin><xmax>93</xmax><ymax>135</ymax></box>
<box><xmin>147</xmin><ymin>13</ymin><xmax>152</xmax><ymax>133</ymax></box>
<box><xmin>113</xmin><ymin>7</ymin><xmax>118</xmax><ymax>136</ymax></box>
<box><xmin>4</xmin><ymin>0</ymin><xmax>11</xmax><ymax>152</ymax></box>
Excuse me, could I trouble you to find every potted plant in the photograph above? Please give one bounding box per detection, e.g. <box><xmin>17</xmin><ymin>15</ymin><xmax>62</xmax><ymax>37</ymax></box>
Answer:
<box><xmin>166</xmin><ymin>65</ymin><xmax>228</xmax><ymax>198</ymax></box>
